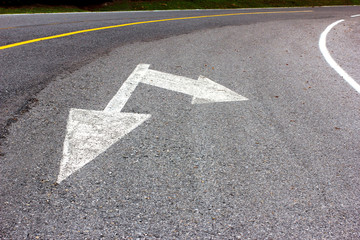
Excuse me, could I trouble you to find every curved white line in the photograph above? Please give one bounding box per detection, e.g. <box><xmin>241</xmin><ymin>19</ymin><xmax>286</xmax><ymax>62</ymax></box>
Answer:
<box><xmin>319</xmin><ymin>19</ymin><xmax>360</xmax><ymax>94</ymax></box>
<box><xmin>351</xmin><ymin>14</ymin><xmax>360</xmax><ymax>18</ymax></box>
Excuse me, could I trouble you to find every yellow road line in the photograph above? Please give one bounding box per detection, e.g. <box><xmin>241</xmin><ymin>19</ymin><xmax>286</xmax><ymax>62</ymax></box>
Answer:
<box><xmin>0</xmin><ymin>10</ymin><xmax>312</xmax><ymax>50</ymax></box>
<box><xmin>0</xmin><ymin>26</ymin><xmax>16</xmax><ymax>30</ymax></box>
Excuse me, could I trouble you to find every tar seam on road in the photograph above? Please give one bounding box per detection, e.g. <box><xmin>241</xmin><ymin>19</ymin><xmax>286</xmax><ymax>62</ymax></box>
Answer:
<box><xmin>0</xmin><ymin>10</ymin><xmax>312</xmax><ymax>50</ymax></box>
<box><xmin>319</xmin><ymin>19</ymin><xmax>360</xmax><ymax>94</ymax></box>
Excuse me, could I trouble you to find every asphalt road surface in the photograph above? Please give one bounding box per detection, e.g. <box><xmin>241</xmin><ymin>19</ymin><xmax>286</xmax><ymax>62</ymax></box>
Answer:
<box><xmin>1</xmin><ymin>6</ymin><xmax>360</xmax><ymax>239</ymax></box>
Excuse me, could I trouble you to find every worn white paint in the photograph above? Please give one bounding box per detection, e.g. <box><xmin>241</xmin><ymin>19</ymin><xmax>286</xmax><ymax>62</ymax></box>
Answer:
<box><xmin>57</xmin><ymin>64</ymin><xmax>248</xmax><ymax>183</ymax></box>
<box><xmin>142</xmin><ymin>69</ymin><xmax>248</xmax><ymax>103</ymax></box>
<box><xmin>351</xmin><ymin>14</ymin><xmax>360</xmax><ymax>18</ymax></box>
<box><xmin>319</xmin><ymin>20</ymin><xmax>360</xmax><ymax>94</ymax></box>
<box><xmin>105</xmin><ymin>64</ymin><xmax>248</xmax><ymax>111</ymax></box>
<box><xmin>105</xmin><ymin>64</ymin><xmax>150</xmax><ymax>112</ymax></box>
<box><xmin>57</xmin><ymin>110</ymin><xmax>150</xmax><ymax>183</ymax></box>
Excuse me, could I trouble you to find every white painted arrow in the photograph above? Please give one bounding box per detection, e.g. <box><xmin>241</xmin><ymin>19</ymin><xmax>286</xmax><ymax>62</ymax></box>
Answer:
<box><xmin>57</xmin><ymin>64</ymin><xmax>248</xmax><ymax>183</ymax></box>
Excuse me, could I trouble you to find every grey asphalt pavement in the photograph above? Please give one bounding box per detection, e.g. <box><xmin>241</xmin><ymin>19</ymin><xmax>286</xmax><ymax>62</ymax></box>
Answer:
<box><xmin>1</xmin><ymin>6</ymin><xmax>360</xmax><ymax>239</ymax></box>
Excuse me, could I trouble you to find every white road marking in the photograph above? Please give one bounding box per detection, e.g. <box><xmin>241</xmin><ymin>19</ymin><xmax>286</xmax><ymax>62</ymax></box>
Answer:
<box><xmin>57</xmin><ymin>64</ymin><xmax>152</xmax><ymax>183</ymax></box>
<box><xmin>58</xmin><ymin>110</ymin><xmax>150</xmax><ymax>183</ymax></box>
<box><xmin>105</xmin><ymin>64</ymin><xmax>150</xmax><ymax>112</ymax></box>
<box><xmin>319</xmin><ymin>19</ymin><xmax>360</xmax><ymax>94</ymax></box>
<box><xmin>104</xmin><ymin>64</ymin><xmax>247</xmax><ymax>112</ymax></box>
<box><xmin>351</xmin><ymin>14</ymin><xmax>360</xmax><ymax>18</ymax></box>
<box><xmin>142</xmin><ymin>69</ymin><xmax>248</xmax><ymax>104</ymax></box>
<box><xmin>57</xmin><ymin>64</ymin><xmax>248</xmax><ymax>183</ymax></box>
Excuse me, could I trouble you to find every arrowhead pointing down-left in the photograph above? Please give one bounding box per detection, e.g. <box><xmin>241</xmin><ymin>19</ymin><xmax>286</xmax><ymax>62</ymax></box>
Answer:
<box><xmin>57</xmin><ymin>108</ymin><xmax>151</xmax><ymax>183</ymax></box>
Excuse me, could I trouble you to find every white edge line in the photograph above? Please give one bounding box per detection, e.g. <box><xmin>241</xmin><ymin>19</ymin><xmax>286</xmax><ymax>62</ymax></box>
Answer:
<box><xmin>351</xmin><ymin>14</ymin><xmax>360</xmax><ymax>17</ymax></box>
<box><xmin>319</xmin><ymin>19</ymin><xmax>360</xmax><ymax>94</ymax></box>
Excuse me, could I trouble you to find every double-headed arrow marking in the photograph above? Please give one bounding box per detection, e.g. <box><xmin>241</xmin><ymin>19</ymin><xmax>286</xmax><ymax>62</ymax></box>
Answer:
<box><xmin>57</xmin><ymin>64</ymin><xmax>248</xmax><ymax>183</ymax></box>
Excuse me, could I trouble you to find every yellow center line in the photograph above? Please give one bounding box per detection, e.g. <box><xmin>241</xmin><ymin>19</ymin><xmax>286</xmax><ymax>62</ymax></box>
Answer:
<box><xmin>0</xmin><ymin>10</ymin><xmax>312</xmax><ymax>50</ymax></box>
<box><xmin>0</xmin><ymin>26</ymin><xmax>17</xmax><ymax>30</ymax></box>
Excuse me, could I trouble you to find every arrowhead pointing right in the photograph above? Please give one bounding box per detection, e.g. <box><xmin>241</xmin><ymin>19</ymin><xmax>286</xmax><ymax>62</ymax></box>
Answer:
<box><xmin>191</xmin><ymin>76</ymin><xmax>248</xmax><ymax>104</ymax></box>
<box><xmin>57</xmin><ymin>109</ymin><xmax>151</xmax><ymax>183</ymax></box>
